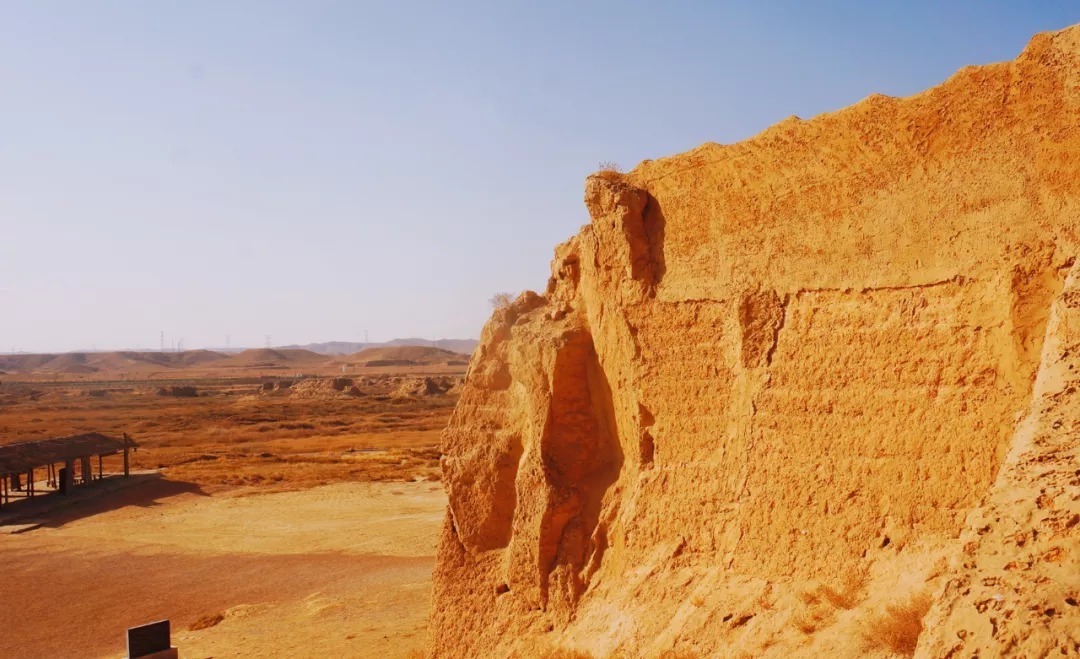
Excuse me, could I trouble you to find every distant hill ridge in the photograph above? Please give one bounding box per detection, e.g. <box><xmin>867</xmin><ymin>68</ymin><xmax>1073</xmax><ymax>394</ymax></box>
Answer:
<box><xmin>342</xmin><ymin>346</ymin><xmax>469</xmax><ymax>367</ymax></box>
<box><xmin>0</xmin><ymin>350</ymin><xmax>230</xmax><ymax>375</ymax></box>
<box><xmin>0</xmin><ymin>340</ymin><xmax>475</xmax><ymax>375</ymax></box>
<box><xmin>281</xmin><ymin>338</ymin><xmax>478</xmax><ymax>355</ymax></box>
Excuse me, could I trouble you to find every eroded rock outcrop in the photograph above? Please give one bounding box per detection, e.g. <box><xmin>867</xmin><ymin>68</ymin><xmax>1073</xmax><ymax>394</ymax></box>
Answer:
<box><xmin>433</xmin><ymin>26</ymin><xmax>1080</xmax><ymax>658</ymax></box>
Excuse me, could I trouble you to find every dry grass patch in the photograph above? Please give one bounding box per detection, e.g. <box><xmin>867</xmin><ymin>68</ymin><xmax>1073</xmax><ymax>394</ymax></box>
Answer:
<box><xmin>819</xmin><ymin>584</ymin><xmax>858</xmax><ymax>609</ymax></box>
<box><xmin>593</xmin><ymin>161</ymin><xmax>623</xmax><ymax>181</ymax></box>
<box><xmin>791</xmin><ymin>596</ymin><xmax>835</xmax><ymax>636</ymax></box>
<box><xmin>821</xmin><ymin>571</ymin><xmax>866</xmax><ymax>610</ymax></box>
<box><xmin>490</xmin><ymin>292</ymin><xmax>515</xmax><ymax>309</ymax></box>
<box><xmin>0</xmin><ymin>377</ymin><xmax>455</xmax><ymax>493</ymax></box>
<box><xmin>861</xmin><ymin>591</ymin><xmax>933</xmax><ymax>656</ymax></box>
<box><xmin>799</xmin><ymin>572</ymin><xmax>866</xmax><ymax>610</ymax></box>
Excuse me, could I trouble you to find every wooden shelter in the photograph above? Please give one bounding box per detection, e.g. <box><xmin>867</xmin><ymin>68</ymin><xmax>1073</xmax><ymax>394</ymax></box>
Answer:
<box><xmin>0</xmin><ymin>432</ymin><xmax>136</xmax><ymax>508</ymax></box>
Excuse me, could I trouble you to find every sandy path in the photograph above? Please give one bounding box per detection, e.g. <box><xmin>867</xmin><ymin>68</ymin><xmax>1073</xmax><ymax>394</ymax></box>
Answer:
<box><xmin>0</xmin><ymin>480</ymin><xmax>446</xmax><ymax>658</ymax></box>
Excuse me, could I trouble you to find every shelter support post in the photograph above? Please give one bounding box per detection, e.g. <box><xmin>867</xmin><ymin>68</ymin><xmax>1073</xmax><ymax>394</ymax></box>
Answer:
<box><xmin>62</xmin><ymin>459</ymin><xmax>74</xmax><ymax>495</ymax></box>
<box><xmin>80</xmin><ymin>456</ymin><xmax>92</xmax><ymax>486</ymax></box>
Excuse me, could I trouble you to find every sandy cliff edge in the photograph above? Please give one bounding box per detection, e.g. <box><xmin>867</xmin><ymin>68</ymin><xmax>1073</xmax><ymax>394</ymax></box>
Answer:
<box><xmin>432</xmin><ymin>25</ymin><xmax>1080</xmax><ymax>658</ymax></box>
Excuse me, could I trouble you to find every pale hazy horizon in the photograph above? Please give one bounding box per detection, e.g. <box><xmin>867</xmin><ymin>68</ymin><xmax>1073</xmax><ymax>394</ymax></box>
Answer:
<box><xmin>3</xmin><ymin>2</ymin><xmax>1076</xmax><ymax>353</ymax></box>
<box><xmin>0</xmin><ymin>336</ymin><xmax>477</xmax><ymax>355</ymax></box>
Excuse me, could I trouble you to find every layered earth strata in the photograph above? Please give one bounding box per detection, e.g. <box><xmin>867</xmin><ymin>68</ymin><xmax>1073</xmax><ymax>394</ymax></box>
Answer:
<box><xmin>433</xmin><ymin>25</ymin><xmax>1080</xmax><ymax>658</ymax></box>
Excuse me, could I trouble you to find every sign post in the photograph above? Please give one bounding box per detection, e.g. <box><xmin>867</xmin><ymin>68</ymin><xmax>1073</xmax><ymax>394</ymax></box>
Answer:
<box><xmin>126</xmin><ymin>619</ymin><xmax>176</xmax><ymax>658</ymax></box>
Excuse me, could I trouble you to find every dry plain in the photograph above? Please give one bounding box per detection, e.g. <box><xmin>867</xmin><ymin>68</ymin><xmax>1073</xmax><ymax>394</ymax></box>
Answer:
<box><xmin>0</xmin><ymin>349</ymin><xmax>463</xmax><ymax>658</ymax></box>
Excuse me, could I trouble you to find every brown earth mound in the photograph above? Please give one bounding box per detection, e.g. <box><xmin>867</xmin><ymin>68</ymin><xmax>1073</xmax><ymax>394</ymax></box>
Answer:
<box><xmin>347</xmin><ymin>346</ymin><xmax>468</xmax><ymax>367</ymax></box>
<box><xmin>432</xmin><ymin>26</ymin><xmax>1080</xmax><ymax>658</ymax></box>
<box><xmin>0</xmin><ymin>354</ymin><xmax>58</xmax><ymax>373</ymax></box>
<box><xmin>174</xmin><ymin>350</ymin><xmax>230</xmax><ymax>367</ymax></box>
<box><xmin>392</xmin><ymin>376</ymin><xmax>460</xmax><ymax>398</ymax></box>
<box><xmin>32</xmin><ymin>353</ymin><xmax>100</xmax><ymax>374</ymax></box>
<box><xmin>216</xmin><ymin>348</ymin><xmax>326</xmax><ymax>369</ymax></box>
<box><xmin>289</xmin><ymin>378</ymin><xmax>362</xmax><ymax>399</ymax></box>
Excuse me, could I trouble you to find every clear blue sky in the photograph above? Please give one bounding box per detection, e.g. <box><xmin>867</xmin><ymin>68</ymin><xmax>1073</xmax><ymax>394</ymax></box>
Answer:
<box><xmin>1</xmin><ymin>2</ymin><xmax>1076</xmax><ymax>352</ymax></box>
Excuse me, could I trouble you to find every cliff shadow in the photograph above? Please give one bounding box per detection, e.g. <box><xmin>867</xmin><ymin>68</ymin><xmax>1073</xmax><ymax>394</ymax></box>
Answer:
<box><xmin>538</xmin><ymin>331</ymin><xmax>624</xmax><ymax>610</ymax></box>
<box><xmin>643</xmin><ymin>192</ymin><xmax>667</xmax><ymax>289</ymax></box>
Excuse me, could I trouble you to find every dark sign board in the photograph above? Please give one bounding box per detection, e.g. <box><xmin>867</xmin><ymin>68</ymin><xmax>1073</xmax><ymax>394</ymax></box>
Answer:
<box><xmin>127</xmin><ymin>619</ymin><xmax>171</xmax><ymax>658</ymax></box>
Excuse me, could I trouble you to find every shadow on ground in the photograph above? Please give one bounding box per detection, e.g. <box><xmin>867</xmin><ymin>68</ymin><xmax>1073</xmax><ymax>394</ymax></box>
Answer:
<box><xmin>0</xmin><ymin>472</ymin><xmax>207</xmax><ymax>530</ymax></box>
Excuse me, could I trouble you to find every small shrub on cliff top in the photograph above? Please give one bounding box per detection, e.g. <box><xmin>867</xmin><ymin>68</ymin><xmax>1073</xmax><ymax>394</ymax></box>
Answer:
<box><xmin>490</xmin><ymin>292</ymin><xmax>515</xmax><ymax>309</ymax></box>
<box><xmin>861</xmin><ymin>591</ymin><xmax>933</xmax><ymax>656</ymax></box>
<box><xmin>595</xmin><ymin>161</ymin><xmax>622</xmax><ymax>181</ymax></box>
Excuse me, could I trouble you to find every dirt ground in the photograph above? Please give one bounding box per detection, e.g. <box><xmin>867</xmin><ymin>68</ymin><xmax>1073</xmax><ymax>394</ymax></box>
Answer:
<box><xmin>0</xmin><ymin>372</ymin><xmax>459</xmax><ymax>658</ymax></box>
<box><xmin>0</xmin><ymin>480</ymin><xmax>445</xmax><ymax>658</ymax></box>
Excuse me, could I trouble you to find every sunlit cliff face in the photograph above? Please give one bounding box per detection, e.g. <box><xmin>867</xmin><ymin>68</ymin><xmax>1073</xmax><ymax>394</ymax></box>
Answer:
<box><xmin>431</xmin><ymin>25</ymin><xmax>1080</xmax><ymax>659</ymax></box>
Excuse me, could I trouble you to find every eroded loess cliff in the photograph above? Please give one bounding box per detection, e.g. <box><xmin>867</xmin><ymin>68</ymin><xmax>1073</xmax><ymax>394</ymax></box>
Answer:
<box><xmin>432</xmin><ymin>25</ymin><xmax>1080</xmax><ymax>658</ymax></box>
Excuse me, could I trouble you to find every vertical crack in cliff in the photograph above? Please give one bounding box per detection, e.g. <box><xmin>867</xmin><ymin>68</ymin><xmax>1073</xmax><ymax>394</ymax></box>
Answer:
<box><xmin>728</xmin><ymin>291</ymin><xmax>787</xmax><ymax>565</ymax></box>
<box><xmin>641</xmin><ymin>192</ymin><xmax>668</xmax><ymax>293</ymax></box>
<box><xmin>765</xmin><ymin>294</ymin><xmax>789</xmax><ymax>367</ymax></box>
<box><xmin>638</xmin><ymin>403</ymin><xmax>656</xmax><ymax>468</ymax></box>
<box><xmin>738</xmin><ymin>290</ymin><xmax>786</xmax><ymax>369</ymax></box>
<box><xmin>536</xmin><ymin>330</ymin><xmax>623</xmax><ymax>613</ymax></box>
<box><xmin>1001</xmin><ymin>252</ymin><xmax>1070</xmax><ymax>394</ymax></box>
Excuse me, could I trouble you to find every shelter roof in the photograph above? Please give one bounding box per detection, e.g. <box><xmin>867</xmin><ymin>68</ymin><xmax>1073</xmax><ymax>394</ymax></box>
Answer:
<box><xmin>0</xmin><ymin>433</ymin><xmax>134</xmax><ymax>476</ymax></box>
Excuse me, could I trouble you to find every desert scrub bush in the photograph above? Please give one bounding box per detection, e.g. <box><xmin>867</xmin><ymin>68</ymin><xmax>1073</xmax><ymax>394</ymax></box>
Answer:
<box><xmin>594</xmin><ymin>160</ymin><xmax>622</xmax><ymax>181</ymax></box>
<box><xmin>799</xmin><ymin>572</ymin><xmax>866</xmax><ymax>611</ymax></box>
<box><xmin>792</xmin><ymin>608</ymin><xmax>827</xmax><ymax>635</ymax></box>
<box><xmin>821</xmin><ymin>571</ymin><xmax>867</xmax><ymax>609</ymax></box>
<box><xmin>861</xmin><ymin>591</ymin><xmax>933</xmax><ymax>656</ymax></box>
<box><xmin>819</xmin><ymin>584</ymin><xmax>858</xmax><ymax>610</ymax></box>
<box><xmin>490</xmin><ymin>292</ymin><xmax>515</xmax><ymax>309</ymax></box>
